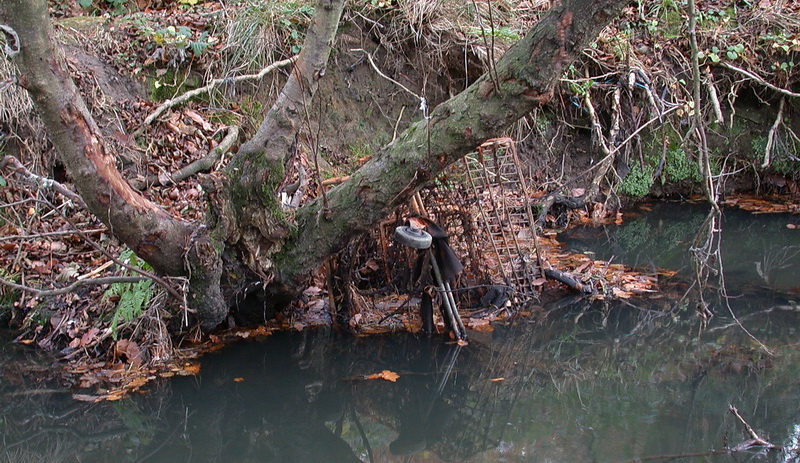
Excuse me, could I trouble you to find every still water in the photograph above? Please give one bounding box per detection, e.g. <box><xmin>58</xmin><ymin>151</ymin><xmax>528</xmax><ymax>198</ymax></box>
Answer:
<box><xmin>2</xmin><ymin>203</ymin><xmax>800</xmax><ymax>463</ymax></box>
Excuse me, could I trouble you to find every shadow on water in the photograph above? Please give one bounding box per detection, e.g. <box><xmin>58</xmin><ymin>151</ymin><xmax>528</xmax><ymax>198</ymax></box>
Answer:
<box><xmin>2</xmin><ymin>204</ymin><xmax>800</xmax><ymax>462</ymax></box>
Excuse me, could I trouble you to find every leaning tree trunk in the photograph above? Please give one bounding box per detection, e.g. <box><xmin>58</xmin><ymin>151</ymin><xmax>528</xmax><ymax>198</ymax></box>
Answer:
<box><xmin>1</xmin><ymin>0</ymin><xmax>626</xmax><ymax>329</ymax></box>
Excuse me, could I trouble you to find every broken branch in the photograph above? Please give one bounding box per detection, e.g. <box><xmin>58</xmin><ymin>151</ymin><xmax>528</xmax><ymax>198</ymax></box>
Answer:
<box><xmin>544</xmin><ymin>268</ymin><xmax>596</xmax><ymax>294</ymax></box>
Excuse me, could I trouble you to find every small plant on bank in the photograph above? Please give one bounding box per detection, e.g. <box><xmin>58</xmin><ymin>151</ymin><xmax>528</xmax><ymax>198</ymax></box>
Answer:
<box><xmin>664</xmin><ymin>146</ymin><xmax>702</xmax><ymax>183</ymax></box>
<box><xmin>620</xmin><ymin>162</ymin><xmax>655</xmax><ymax>197</ymax></box>
<box><xmin>103</xmin><ymin>249</ymin><xmax>154</xmax><ymax>340</ymax></box>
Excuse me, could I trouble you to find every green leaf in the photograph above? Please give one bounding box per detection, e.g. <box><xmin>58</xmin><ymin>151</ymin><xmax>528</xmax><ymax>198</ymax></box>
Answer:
<box><xmin>0</xmin><ymin>177</ymin><xmax>6</xmax><ymax>188</ymax></box>
<box><xmin>78</xmin><ymin>0</ymin><xmax>93</xmax><ymax>8</ymax></box>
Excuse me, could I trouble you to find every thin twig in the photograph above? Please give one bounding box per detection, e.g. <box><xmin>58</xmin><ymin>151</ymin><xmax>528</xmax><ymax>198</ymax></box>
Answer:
<box><xmin>0</xmin><ymin>275</ymin><xmax>147</xmax><ymax>297</ymax></box>
<box><xmin>0</xmin><ymin>228</ymin><xmax>106</xmax><ymax>242</ymax></box>
<box><xmin>350</xmin><ymin>48</ymin><xmax>421</xmax><ymax>100</ymax></box>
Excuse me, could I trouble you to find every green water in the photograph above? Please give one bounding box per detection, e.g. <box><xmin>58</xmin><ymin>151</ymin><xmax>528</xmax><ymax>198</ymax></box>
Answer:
<box><xmin>2</xmin><ymin>204</ymin><xmax>799</xmax><ymax>462</ymax></box>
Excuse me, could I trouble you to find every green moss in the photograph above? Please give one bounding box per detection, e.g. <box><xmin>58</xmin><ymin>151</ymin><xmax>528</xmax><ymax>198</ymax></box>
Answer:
<box><xmin>0</xmin><ymin>269</ymin><xmax>19</xmax><ymax>312</ymax></box>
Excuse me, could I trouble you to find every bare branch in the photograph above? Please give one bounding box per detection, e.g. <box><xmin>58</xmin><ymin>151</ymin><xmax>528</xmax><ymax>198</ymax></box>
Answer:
<box><xmin>0</xmin><ymin>275</ymin><xmax>147</xmax><ymax>298</ymax></box>
<box><xmin>762</xmin><ymin>97</ymin><xmax>784</xmax><ymax>168</ymax></box>
<box><xmin>1</xmin><ymin>155</ymin><xmax>86</xmax><ymax>208</ymax></box>
<box><xmin>722</xmin><ymin>62</ymin><xmax>800</xmax><ymax>98</ymax></box>
<box><xmin>131</xmin><ymin>126</ymin><xmax>239</xmax><ymax>189</ymax></box>
<box><xmin>143</xmin><ymin>57</ymin><xmax>298</xmax><ymax>126</ymax></box>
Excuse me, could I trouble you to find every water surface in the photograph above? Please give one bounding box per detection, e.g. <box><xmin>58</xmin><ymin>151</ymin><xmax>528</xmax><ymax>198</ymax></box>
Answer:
<box><xmin>2</xmin><ymin>204</ymin><xmax>799</xmax><ymax>462</ymax></box>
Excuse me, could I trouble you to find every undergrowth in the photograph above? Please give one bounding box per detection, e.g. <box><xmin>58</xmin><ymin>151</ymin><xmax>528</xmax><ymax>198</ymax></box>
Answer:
<box><xmin>103</xmin><ymin>249</ymin><xmax>154</xmax><ymax>340</ymax></box>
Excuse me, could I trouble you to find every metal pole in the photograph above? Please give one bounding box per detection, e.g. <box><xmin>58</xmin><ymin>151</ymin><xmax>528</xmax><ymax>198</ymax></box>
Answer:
<box><xmin>443</xmin><ymin>281</ymin><xmax>466</xmax><ymax>340</ymax></box>
<box><xmin>428</xmin><ymin>249</ymin><xmax>463</xmax><ymax>340</ymax></box>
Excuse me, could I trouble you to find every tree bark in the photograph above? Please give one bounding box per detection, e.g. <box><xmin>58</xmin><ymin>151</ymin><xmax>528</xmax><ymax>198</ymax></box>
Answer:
<box><xmin>215</xmin><ymin>0</ymin><xmax>347</xmax><ymax>280</ymax></box>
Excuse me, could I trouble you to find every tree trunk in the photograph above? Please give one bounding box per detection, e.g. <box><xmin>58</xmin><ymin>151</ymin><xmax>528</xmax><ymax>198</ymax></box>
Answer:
<box><xmin>1</xmin><ymin>0</ymin><xmax>626</xmax><ymax>329</ymax></box>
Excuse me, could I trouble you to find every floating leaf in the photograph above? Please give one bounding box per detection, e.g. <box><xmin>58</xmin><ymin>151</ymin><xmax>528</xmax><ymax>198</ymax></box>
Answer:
<box><xmin>365</xmin><ymin>370</ymin><xmax>400</xmax><ymax>382</ymax></box>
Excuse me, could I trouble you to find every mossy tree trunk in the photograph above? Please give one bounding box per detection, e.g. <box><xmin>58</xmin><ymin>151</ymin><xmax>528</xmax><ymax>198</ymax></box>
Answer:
<box><xmin>1</xmin><ymin>0</ymin><xmax>626</xmax><ymax>329</ymax></box>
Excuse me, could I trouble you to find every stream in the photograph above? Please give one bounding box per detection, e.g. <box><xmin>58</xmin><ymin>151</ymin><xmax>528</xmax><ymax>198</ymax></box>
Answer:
<box><xmin>2</xmin><ymin>203</ymin><xmax>799</xmax><ymax>462</ymax></box>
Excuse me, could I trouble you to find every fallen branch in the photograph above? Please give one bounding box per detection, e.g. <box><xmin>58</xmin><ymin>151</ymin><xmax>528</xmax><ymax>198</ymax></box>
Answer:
<box><xmin>0</xmin><ymin>155</ymin><xmax>85</xmax><ymax>208</ymax></box>
<box><xmin>131</xmin><ymin>126</ymin><xmax>239</xmax><ymax>190</ymax></box>
<box><xmin>143</xmin><ymin>56</ymin><xmax>299</xmax><ymax>126</ymax></box>
<box><xmin>722</xmin><ymin>62</ymin><xmax>800</xmax><ymax>99</ymax></box>
<box><xmin>728</xmin><ymin>404</ymin><xmax>782</xmax><ymax>451</ymax></box>
<box><xmin>0</xmin><ymin>275</ymin><xmax>147</xmax><ymax>298</ymax></box>
<box><xmin>544</xmin><ymin>268</ymin><xmax>596</xmax><ymax>294</ymax></box>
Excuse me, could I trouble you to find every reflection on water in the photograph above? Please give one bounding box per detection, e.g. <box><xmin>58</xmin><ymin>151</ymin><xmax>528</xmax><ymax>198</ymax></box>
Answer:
<box><xmin>2</xmin><ymin>205</ymin><xmax>800</xmax><ymax>463</ymax></box>
<box><xmin>559</xmin><ymin>202</ymin><xmax>800</xmax><ymax>291</ymax></box>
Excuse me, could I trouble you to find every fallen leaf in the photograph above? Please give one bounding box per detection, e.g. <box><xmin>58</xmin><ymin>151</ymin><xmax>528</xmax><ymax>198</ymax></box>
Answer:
<box><xmin>115</xmin><ymin>340</ymin><xmax>143</xmax><ymax>368</ymax></box>
<box><xmin>233</xmin><ymin>377</ymin><xmax>245</xmax><ymax>383</ymax></box>
<box><xmin>184</xmin><ymin>109</ymin><xmax>213</xmax><ymax>131</ymax></box>
<box><xmin>180</xmin><ymin>363</ymin><xmax>201</xmax><ymax>375</ymax></box>
<box><xmin>489</xmin><ymin>377</ymin><xmax>505</xmax><ymax>382</ymax></box>
<box><xmin>365</xmin><ymin>370</ymin><xmax>400</xmax><ymax>382</ymax></box>
<box><xmin>80</xmin><ymin>327</ymin><xmax>100</xmax><ymax>347</ymax></box>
